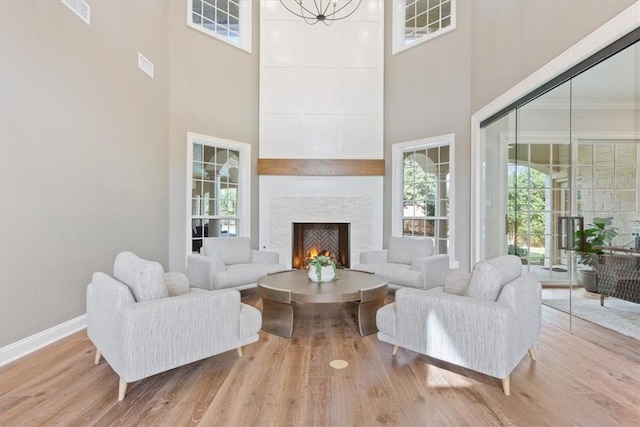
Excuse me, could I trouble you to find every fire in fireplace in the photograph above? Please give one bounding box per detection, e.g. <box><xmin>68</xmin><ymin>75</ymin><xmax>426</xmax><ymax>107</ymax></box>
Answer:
<box><xmin>292</xmin><ymin>223</ymin><xmax>350</xmax><ymax>269</ymax></box>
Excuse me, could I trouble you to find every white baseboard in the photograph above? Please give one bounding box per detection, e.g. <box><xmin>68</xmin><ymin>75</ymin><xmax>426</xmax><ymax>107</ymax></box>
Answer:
<box><xmin>0</xmin><ymin>315</ymin><xmax>87</xmax><ymax>367</ymax></box>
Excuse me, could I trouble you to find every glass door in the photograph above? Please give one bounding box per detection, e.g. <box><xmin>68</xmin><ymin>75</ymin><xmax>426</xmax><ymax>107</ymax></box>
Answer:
<box><xmin>479</xmin><ymin>41</ymin><xmax>639</xmax><ymax>336</ymax></box>
<box><xmin>510</xmin><ymin>81</ymin><xmax>573</xmax><ymax>284</ymax></box>
<box><xmin>510</xmin><ymin>81</ymin><xmax>575</xmax><ymax>330</ymax></box>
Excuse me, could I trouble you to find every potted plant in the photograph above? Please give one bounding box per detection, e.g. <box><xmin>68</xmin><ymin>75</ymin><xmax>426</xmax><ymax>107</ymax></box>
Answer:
<box><xmin>575</xmin><ymin>216</ymin><xmax>618</xmax><ymax>293</ymax></box>
<box><xmin>308</xmin><ymin>255</ymin><xmax>337</xmax><ymax>282</ymax></box>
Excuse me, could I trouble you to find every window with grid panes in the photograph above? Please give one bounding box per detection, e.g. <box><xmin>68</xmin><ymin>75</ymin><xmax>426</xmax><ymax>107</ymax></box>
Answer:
<box><xmin>402</xmin><ymin>144</ymin><xmax>451</xmax><ymax>255</ymax></box>
<box><xmin>577</xmin><ymin>141</ymin><xmax>639</xmax><ymax>245</ymax></box>
<box><xmin>393</xmin><ymin>0</ymin><xmax>456</xmax><ymax>54</ymax></box>
<box><xmin>187</xmin><ymin>0</ymin><xmax>252</xmax><ymax>53</ymax></box>
<box><xmin>190</xmin><ymin>142</ymin><xmax>241</xmax><ymax>253</ymax></box>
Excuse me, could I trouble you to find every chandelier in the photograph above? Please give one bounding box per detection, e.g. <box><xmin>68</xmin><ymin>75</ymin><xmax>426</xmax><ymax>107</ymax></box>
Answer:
<box><xmin>279</xmin><ymin>0</ymin><xmax>362</xmax><ymax>26</ymax></box>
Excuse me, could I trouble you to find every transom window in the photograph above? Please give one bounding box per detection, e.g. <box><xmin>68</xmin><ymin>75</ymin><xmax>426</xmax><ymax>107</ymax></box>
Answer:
<box><xmin>393</xmin><ymin>0</ymin><xmax>456</xmax><ymax>54</ymax></box>
<box><xmin>392</xmin><ymin>134</ymin><xmax>455</xmax><ymax>264</ymax></box>
<box><xmin>187</xmin><ymin>0</ymin><xmax>252</xmax><ymax>53</ymax></box>
<box><xmin>187</xmin><ymin>133</ymin><xmax>251</xmax><ymax>258</ymax></box>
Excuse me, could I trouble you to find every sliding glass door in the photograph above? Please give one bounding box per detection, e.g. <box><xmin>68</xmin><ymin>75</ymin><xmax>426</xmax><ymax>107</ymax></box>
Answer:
<box><xmin>510</xmin><ymin>82</ymin><xmax>572</xmax><ymax>284</ymax></box>
<box><xmin>479</xmin><ymin>40</ymin><xmax>639</xmax><ymax>334</ymax></box>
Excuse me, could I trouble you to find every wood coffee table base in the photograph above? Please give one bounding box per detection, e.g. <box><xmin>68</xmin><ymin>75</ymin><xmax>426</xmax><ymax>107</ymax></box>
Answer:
<box><xmin>258</xmin><ymin>270</ymin><xmax>388</xmax><ymax>338</ymax></box>
<box><xmin>356</xmin><ymin>285</ymin><xmax>388</xmax><ymax>336</ymax></box>
<box><xmin>261</xmin><ymin>298</ymin><xmax>294</xmax><ymax>338</ymax></box>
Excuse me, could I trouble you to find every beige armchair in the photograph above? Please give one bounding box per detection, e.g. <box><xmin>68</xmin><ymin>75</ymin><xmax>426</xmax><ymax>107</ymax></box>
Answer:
<box><xmin>87</xmin><ymin>252</ymin><xmax>261</xmax><ymax>401</ymax></box>
<box><xmin>353</xmin><ymin>237</ymin><xmax>450</xmax><ymax>291</ymax></box>
<box><xmin>187</xmin><ymin>237</ymin><xmax>287</xmax><ymax>291</ymax></box>
<box><xmin>376</xmin><ymin>255</ymin><xmax>541</xmax><ymax>395</ymax></box>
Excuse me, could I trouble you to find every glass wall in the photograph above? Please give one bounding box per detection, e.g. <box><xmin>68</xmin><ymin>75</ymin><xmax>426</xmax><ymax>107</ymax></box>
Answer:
<box><xmin>479</xmin><ymin>41</ymin><xmax>639</xmax><ymax>336</ymax></box>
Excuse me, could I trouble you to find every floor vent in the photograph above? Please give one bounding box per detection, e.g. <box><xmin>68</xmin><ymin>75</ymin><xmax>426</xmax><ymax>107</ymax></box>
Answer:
<box><xmin>138</xmin><ymin>53</ymin><xmax>154</xmax><ymax>78</ymax></box>
<box><xmin>61</xmin><ymin>0</ymin><xmax>90</xmax><ymax>24</ymax></box>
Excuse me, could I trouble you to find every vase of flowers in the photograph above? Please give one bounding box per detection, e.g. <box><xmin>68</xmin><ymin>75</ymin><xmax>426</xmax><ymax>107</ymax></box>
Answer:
<box><xmin>308</xmin><ymin>255</ymin><xmax>337</xmax><ymax>282</ymax></box>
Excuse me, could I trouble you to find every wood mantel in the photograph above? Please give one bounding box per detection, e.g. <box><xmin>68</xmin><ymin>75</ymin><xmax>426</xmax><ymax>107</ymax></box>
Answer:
<box><xmin>257</xmin><ymin>159</ymin><xmax>385</xmax><ymax>176</ymax></box>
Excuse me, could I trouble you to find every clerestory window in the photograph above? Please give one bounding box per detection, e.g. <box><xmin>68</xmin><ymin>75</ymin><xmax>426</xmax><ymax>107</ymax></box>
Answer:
<box><xmin>392</xmin><ymin>0</ymin><xmax>456</xmax><ymax>54</ymax></box>
<box><xmin>187</xmin><ymin>0</ymin><xmax>252</xmax><ymax>53</ymax></box>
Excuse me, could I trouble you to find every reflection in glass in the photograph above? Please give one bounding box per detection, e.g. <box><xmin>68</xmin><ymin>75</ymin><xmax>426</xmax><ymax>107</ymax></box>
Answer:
<box><xmin>479</xmin><ymin>39</ymin><xmax>640</xmax><ymax>338</ymax></box>
<box><xmin>191</xmin><ymin>143</ymin><xmax>242</xmax><ymax>251</ymax></box>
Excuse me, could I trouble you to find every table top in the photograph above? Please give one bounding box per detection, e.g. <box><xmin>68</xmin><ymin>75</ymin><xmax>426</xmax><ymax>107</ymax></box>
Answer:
<box><xmin>257</xmin><ymin>269</ymin><xmax>388</xmax><ymax>303</ymax></box>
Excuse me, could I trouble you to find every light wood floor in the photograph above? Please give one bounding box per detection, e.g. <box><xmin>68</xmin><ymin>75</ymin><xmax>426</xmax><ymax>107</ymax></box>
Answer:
<box><xmin>1</xmin><ymin>294</ymin><xmax>639</xmax><ymax>426</ymax></box>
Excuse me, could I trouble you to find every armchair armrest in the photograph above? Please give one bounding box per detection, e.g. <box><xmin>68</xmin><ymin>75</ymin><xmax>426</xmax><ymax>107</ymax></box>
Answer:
<box><xmin>187</xmin><ymin>254</ymin><xmax>225</xmax><ymax>290</ymax></box>
<box><xmin>86</xmin><ymin>272</ymin><xmax>136</xmax><ymax>369</ymax></box>
<box><xmin>119</xmin><ymin>289</ymin><xmax>243</xmax><ymax>382</ymax></box>
<box><xmin>497</xmin><ymin>273</ymin><xmax>542</xmax><ymax>363</ymax></box>
<box><xmin>251</xmin><ymin>249</ymin><xmax>280</xmax><ymax>265</ymax></box>
<box><xmin>411</xmin><ymin>254</ymin><xmax>450</xmax><ymax>289</ymax></box>
<box><xmin>395</xmin><ymin>288</ymin><xmax>512</xmax><ymax>378</ymax></box>
<box><xmin>360</xmin><ymin>249</ymin><xmax>388</xmax><ymax>264</ymax></box>
<box><xmin>421</xmin><ymin>292</ymin><xmax>513</xmax><ymax>378</ymax></box>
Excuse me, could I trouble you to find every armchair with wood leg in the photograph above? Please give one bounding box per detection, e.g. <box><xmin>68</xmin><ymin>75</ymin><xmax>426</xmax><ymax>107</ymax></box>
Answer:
<box><xmin>87</xmin><ymin>252</ymin><xmax>261</xmax><ymax>401</ymax></box>
<box><xmin>376</xmin><ymin>255</ymin><xmax>541</xmax><ymax>395</ymax></box>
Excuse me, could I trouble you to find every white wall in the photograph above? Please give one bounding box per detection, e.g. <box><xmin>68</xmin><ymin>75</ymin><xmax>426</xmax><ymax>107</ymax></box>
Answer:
<box><xmin>259</xmin><ymin>0</ymin><xmax>384</xmax><ymax>159</ymax></box>
<box><xmin>167</xmin><ymin>0</ymin><xmax>261</xmax><ymax>271</ymax></box>
<box><xmin>384</xmin><ymin>0</ymin><xmax>472</xmax><ymax>268</ymax></box>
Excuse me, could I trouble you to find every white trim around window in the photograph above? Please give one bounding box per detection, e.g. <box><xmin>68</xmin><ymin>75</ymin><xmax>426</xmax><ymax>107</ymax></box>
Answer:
<box><xmin>186</xmin><ymin>132</ymin><xmax>251</xmax><ymax>264</ymax></box>
<box><xmin>392</xmin><ymin>133</ymin><xmax>457</xmax><ymax>268</ymax></box>
<box><xmin>392</xmin><ymin>0</ymin><xmax>457</xmax><ymax>55</ymax></box>
<box><xmin>186</xmin><ymin>0</ymin><xmax>252</xmax><ymax>53</ymax></box>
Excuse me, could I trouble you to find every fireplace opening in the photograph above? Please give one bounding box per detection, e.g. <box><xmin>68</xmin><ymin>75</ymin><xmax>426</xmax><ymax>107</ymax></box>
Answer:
<box><xmin>292</xmin><ymin>223</ymin><xmax>350</xmax><ymax>269</ymax></box>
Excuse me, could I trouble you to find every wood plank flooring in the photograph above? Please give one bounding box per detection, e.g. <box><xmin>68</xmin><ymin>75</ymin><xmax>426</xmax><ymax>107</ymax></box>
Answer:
<box><xmin>1</xmin><ymin>294</ymin><xmax>639</xmax><ymax>426</ymax></box>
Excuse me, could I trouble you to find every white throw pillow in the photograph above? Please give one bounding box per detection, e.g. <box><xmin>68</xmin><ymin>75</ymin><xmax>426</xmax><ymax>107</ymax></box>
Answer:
<box><xmin>466</xmin><ymin>262</ymin><xmax>504</xmax><ymax>301</ymax></box>
<box><xmin>466</xmin><ymin>255</ymin><xmax>523</xmax><ymax>301</ymax></box>
<box><xmin>113</xmin><ymin>252</ymin><xmax>168</xmax><ymax>302</ymax></box>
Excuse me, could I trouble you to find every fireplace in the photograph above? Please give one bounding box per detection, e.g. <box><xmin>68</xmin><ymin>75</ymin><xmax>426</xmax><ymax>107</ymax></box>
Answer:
<box><xmin>258</xmin><ymin>181</ymin><xmax>383</xmax><ymax>270</ymax></box>
<box><xmin>292</xmin><ymin>222</ymin><xmax>350</xmax><ymax>269</ymax></box>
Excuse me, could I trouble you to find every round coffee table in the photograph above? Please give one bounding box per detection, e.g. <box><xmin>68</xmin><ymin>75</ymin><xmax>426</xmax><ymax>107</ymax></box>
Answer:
<box><xmin>257</xmin><ymin>269</ymin><xmax>388</xmax><ymax>338</ymax></box>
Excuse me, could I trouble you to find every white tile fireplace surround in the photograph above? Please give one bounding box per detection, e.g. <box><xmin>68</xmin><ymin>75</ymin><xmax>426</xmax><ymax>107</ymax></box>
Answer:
<box><xmin>258</xmin><ymin>176</ymin><xmax>383</xmax><ymax>269</ymax></box>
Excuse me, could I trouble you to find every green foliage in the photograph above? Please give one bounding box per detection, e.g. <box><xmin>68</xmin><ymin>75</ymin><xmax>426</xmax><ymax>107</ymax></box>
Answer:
<box><xmin>508</xmin><ymin>244</ymin><xmax>529</xmax><ymax>264</ymax></box>
<box><xmin>403</xmin><ymin>156</ymin><xmax>436</xmax><ymax>217</ymax></box>
<box><xmin>507</xmin><ymin>166</ymin><xmax>547</xmax><ymax>246</ymax></box>
<box><xmin>220</xmin><ymin>188</ymin><xmax>237</xmax><ymax>216</ymax></box>
<box><xmin>308</xmin><ymin>255</ymin><xmax>337</xmax><ymax>281</ymax></box>
<box><xmin>576</xmin><ymin>217</ymin><xmax>618</xmax><ymax>268</ymax></box>
<box><xmin>508</xmin><ymin>244</ymin><xmax>528</xmax><ymax>258</ymax></box>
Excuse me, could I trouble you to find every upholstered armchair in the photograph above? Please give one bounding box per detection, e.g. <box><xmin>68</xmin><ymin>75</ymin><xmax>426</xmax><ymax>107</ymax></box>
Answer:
<box><xmin>353</xmin><ymin>237</ymin><xmax>450</xmax><ymax>291</ymax></box>
<box><xmin>376</xmin><ymin>255</ymin><xmax>541</xmax><ymax>395</ymax></box>
<box><xmin>87</xmin><ymin>251</ymin><xmax>261</xmax><ymax>401</ymax></box>
<box><xmin>187</xmin><ymin>237</ymin><xmax>287</xmax><ymax>291</ymax></box>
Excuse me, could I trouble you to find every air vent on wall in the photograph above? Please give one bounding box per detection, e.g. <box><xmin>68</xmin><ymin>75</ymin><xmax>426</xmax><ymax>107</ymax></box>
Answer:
<box><xmin>61</xmin><ymin>0</ymin><xmax>90</xmax><ymax>25</ymax></box>
<box><xmin>138</xmin><ymin>53</ymin><xmax>154</xmax><ymax>78</ymax></box>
